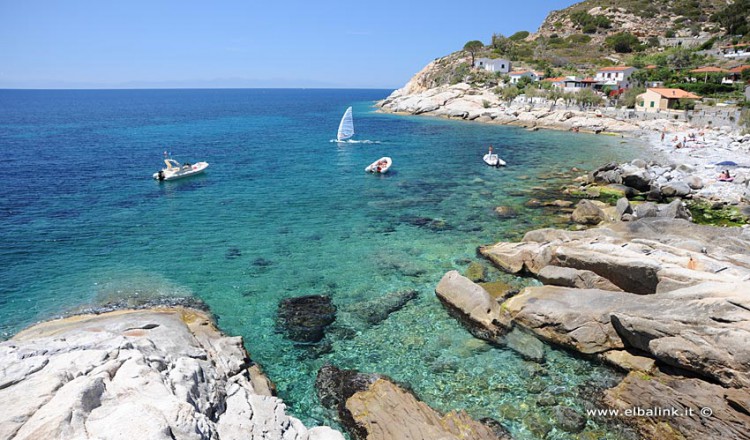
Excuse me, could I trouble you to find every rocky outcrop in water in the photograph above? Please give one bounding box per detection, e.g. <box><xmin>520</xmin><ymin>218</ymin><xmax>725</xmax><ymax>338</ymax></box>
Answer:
<box><xmin>315</xmin><ymin>365</ymin><xmax>509</xmax><ymax>440</ymax></box>
<box><xmin>277</xmin><ymin>295</ymin><xmax>337</xmax><ymax>343</ymax></box>
<box><xmin>0</xmin><ymin>308</ymin><xmax>343</xmax><ymax>440</ymax></box>
<box><xmin>346</xmin><ymin>289</ymin><xmax>418</xmax><ymax>326</ymax></box>
<box><xmin>437</xmin><ymin>217</ymin><xmax>750</xmax><ymax>439</ymax></box>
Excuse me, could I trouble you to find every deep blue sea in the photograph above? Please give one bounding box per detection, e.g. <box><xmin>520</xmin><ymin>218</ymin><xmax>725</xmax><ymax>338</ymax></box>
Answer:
<box><xmin>0</xmin><ymin>89</ymin><xmax>647</xmax><ymax>439</ymax></box>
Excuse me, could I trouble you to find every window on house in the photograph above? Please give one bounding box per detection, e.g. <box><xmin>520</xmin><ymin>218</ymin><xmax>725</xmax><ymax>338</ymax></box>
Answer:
<box><xmin>650</xmin><ymin>101</ymin><xmax>654</xmax><ymax>108</ymax></box>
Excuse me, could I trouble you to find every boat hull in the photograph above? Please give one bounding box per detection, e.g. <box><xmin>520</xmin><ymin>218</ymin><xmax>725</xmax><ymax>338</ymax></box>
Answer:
<box><xmin>365</xmin><ymin>157</ymin><xmax>392</xmax><ymax>174</ymax></box>
<box><xmin>153</xmin><ymin>162</ymin><xmax>209</xmax><ymax>181</ymax></box>
<box><xmin>483</xmin><ymin>153</ymin><xmax>506</xmax><ymax>167</ymax></box>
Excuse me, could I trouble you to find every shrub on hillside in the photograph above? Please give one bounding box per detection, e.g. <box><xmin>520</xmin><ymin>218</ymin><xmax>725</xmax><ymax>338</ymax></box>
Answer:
<box><xmin>605</xmin><ymin>33</ymin><xmax>644</xmax><ymax>53</ymax></box>
<box><xmin>509</xmin><ymin>31</ymin><xmax>530</xmax><ymax>41</ymax></box>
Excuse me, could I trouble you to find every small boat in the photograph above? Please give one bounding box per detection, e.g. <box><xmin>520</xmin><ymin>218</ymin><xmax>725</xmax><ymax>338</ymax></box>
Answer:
<box><xmin>365</xmin><ymin>157</ymin><xmax>392</xmax><ymax>174</ymax></box>
<box><xmin>336</xmin><ymin>106</ymin><xmax>355</xmax><ymax>142</ymax></box>
<box><xmin>153</xmin><ymin>158</ymin><xmax>209</xmax><ymax>181</ymax></box>
<box><xmin>483</xmin><ymin>146</ymin><xmax>506</xmax><ymax>167</ymax></box>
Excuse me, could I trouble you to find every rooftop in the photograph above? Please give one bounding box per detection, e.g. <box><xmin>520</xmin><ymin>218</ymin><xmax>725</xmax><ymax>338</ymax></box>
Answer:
<box><xmin>647</xmin><ymin>88</ymin><xmax>701</xmax><ymax>99</ymax></box>
<box><xmin>598</xmin><ymin>66</ymin><xmax>634</xmax><ymax>72</ymax></box>
<box><xmin>690</xmin><ymin>66</ymin><xmax>728</xmax><ymax>73</ymax></box>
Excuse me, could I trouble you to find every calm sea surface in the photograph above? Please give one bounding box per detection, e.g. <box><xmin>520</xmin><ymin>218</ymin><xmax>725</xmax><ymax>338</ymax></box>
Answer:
<box><xmin>0</xmin><ymin>89</ymin><xmax>646</xmax><ymax>439</ymax></box>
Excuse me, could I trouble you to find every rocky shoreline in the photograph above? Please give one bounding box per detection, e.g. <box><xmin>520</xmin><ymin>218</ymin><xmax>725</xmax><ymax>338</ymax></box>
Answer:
<box><xmin>437</xmin><ymin>214</ymin><xmax>750</xmax><ymax>439</ymax></box>
<box><xmin>0</xmin><ymin>307</ymin><xmax>344</xmax><ymax>440</ymax></box>
<box><xmin>377</xmin><ymin>81</ymin><xmax>750</xmax><ymax>208</ymax></box>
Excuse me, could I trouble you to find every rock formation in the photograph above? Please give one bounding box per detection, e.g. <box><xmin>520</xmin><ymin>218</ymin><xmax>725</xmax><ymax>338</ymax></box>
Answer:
<box><xmin>0</xmin><ymin>308</ymin><xmax>344</xmax><ymax>440</ymax></box>
<box><xmin>315</xmin><ymin>365</ymin><xmax>510</xmax><ymax>440</ymax></box>
<box><xmin>277</xmin><ymin>295</ymin><xmax>337</xmax><ymax>343</ymax></box>
<box><xmin>437</xmin><ymin>217</ymin><xmax>750</xmax><ymax>439</ymax></box>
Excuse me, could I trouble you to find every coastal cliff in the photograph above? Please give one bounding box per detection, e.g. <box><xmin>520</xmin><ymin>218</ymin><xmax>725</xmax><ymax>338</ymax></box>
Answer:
<box><xmin>0</xmin><ymin>307</ymin><xmax>344</xmax><ymax>440</ymax></box>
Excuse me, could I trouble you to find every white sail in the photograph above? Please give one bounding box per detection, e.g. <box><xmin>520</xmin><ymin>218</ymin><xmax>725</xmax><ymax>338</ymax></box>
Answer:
<box><xmin>336</xmin><ymin>106</ymin><xmax>354</xmax><ymax>141</ymax></box>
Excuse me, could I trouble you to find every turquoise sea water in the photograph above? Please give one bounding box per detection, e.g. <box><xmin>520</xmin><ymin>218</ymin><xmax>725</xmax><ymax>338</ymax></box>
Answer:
<box><xmin>0</xmin><ymin>89</ymin><xmax>646</xmax><ymax>439</ymax></box>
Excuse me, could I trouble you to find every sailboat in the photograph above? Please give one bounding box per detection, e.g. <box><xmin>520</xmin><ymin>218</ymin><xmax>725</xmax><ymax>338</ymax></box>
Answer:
<box><xmin>336</xmin><ymin>106</ymin><xmax>355</xmax><ymax>142</ymax></box>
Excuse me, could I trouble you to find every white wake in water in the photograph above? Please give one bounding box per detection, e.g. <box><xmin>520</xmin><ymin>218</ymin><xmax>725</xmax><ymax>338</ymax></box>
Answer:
<box><xmin>329</xmin><ymin>139</ymin><xmax>382</xmax><ymax>144</ymax></box>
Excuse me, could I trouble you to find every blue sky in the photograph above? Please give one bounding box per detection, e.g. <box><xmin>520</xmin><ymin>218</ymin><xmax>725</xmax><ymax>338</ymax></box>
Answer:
<box><xmin>0</xmin><ymin>0</ymin><xmax>578</xmax><ymax>89</ymax></box>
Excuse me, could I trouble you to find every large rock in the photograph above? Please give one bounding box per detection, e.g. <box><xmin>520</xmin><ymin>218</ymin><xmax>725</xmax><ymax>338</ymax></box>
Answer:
<box><xmin>571</xmin><ymin>199</ymin><xmax>608</xmax><ymax>225</ymax></box>
<box><xmin>621</xmin><ymin>168</ymin><xmax>653</xmax><ymax>192</ymax></box>
<box><xmin>503</xmin><ymin>282</ymin><xmax>750</xmax><ymax>389</ymax></box>
<box><xmin>661</xmin><ymin>181</ymin><xmax>692</xmax><ymax>197</ymax></box>
<box><xmin>552</xmin><ymin>246</ymin><xmax>661</xmax><ymax>294</ymax></box>
<box><xmin>634</xmin><ymin>202</ymin><xmax>659</xmax><ymax>219</ymax></box>
<box><xmin>316</xmin><ymin>365</ymin><xmax>508</xmax><ymax>440</ymax></box>
<box><xmin>657</xmin><ymin>199</ymin><xmax>692</xmax><ymax>220</ymax></box>
<box><xmin>0</xmin><ymin>308</ymin><xmax>343</xmax><ymax>440</ymax></box>
<box><xmin>604</xmin><ymin>371</ymin><xmax>750</xmax><ymax>440</ymax></box>
<box><xmin>434</xmin><ymin>271</ymin><xmax>507</xmax><ymax>341</ymax></box>
<box><xmin>615</xmin><ymin>197</ymin><xmax>632</xmax><ymax>219</ymax></box>
<box><xmin>277</xmin><ymin>295</ymin><xmax>337</xmax><ymax>343</ymax></box>
<box><xmin>502</xmin><ymin>286</ymin><xmax>627</xmax><ymax>354</ymax></box>
<box><xmin>537</xmin><ymin>265</ymin><xmax>623</xmax><ymax>291</ymax></box>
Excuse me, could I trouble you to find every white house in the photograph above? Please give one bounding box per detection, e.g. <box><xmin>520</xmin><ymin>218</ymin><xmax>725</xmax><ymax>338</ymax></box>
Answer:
<box><xmin>562</xmin><ymin>76</ymin><xmax>597</xmax><ymax>92</ymax></box>
<box><xmin>720</xmin><ymin>43</ymin><xmax>750</xmax><ymax>59</ymax></box>
<box><xmin>474</xmin><ymin>57</ymin><xmax>511</xmax><ymax>73</ymax></box>
<box><xmin>594</xmin><ymin>66</ymin><xmax>637</xmax><ymax>89</ymax></box>
<box><xmin>508</xmin><ymin>70</ymin><xmax>542</xmax><ymax>84</ymax></box>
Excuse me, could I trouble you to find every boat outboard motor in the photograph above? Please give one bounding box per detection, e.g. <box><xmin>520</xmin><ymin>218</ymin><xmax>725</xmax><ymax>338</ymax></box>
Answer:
<box><xmin>158</xmin><ymin>170</ymin><xmax>165</xmax><ymax>181</ymax></box>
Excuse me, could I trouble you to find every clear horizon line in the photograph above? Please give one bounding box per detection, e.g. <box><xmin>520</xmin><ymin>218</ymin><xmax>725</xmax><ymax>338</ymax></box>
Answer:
<box><xmin>0</xmin><ymin>86</ymin><xmax>398</xmax><ymax>91</ymax></box>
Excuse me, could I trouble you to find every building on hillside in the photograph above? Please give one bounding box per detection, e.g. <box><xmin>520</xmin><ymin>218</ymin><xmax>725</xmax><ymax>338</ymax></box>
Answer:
<box><xmin>542</xmin><ymin>76</ymin><xmax>567</xmax><ymax>89</ymax></box>
<box><xmin>689</xmin><ymin>66</ymin><xmax>728</xmax><ymax>83</ymax></box>
<box><xmin>508</xmin><ymin>70</ymin><xmax>542</xmax><ymax>84</ymax></box>
<box><xmin>720</xmin><ymin>43</ymin><xmax>750</xmax><ymax>59</ymax></box>
<box><xmin>562</xmin><ymin>77</ymin><xmax>598</xmax><ymax>93</ymax></box>
<box><xmin>474</xmin><ymin>58</ymin><xmax>511</xmax><ymax>73</ymax></box>
<box><xmin>594</xmin><ymin>66</ymin><xmax>637</xmax><ymax>89</ymax></box>
<box><xmin>723</xmin><ymin>65</ymin><xmax>750</xmax><ymax>84</ymax></box>
<box><xmin>636</xmin><ymin>88</ymin><xmax>701</xmax><ymax>113</ymax></box>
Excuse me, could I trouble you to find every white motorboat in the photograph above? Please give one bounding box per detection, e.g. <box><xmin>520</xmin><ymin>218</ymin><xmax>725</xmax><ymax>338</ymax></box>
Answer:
<box><xmin>365</xmin><ymin>157</ymin><xmax>392</xmax><ymax>174</ymax></box>
<box><xmin>153</xmin><ymin>159</ymin><xmax>209</xmax><ymax>181</ymax></box>
<box><xmin>483</xmin><ymin>146</ymin><xmax>506</xmax><ymax>167</ymax></box>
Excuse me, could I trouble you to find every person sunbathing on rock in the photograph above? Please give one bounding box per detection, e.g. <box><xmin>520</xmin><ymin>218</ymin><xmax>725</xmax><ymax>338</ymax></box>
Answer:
<box><xmin>718</xmin><ymin>170</ymin><xmax>733</xmax><ymax>182</ymax></box>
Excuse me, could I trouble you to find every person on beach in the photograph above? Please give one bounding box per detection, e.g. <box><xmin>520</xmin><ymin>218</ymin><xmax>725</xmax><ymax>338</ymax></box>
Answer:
<box><xmin>661</xmin><ymin>131</ymin><xmax>665</xmax><ymax>141</ymax></box>
<box><xmin>718</xmin><ymin>170</ymin><xmax>732</xmax><ymax>181</ymax></box>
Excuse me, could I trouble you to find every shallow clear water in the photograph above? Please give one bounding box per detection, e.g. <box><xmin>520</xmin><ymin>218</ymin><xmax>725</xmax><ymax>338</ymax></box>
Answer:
<box><xmin>0</xmin><ymin>89</ymin><xmax>646</xmax><ymax>439</ymax></box>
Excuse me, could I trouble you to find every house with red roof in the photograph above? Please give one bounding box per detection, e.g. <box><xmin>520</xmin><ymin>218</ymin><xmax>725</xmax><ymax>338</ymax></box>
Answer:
<box><xmin>636</xmin><ymin>88</ymin><xmax>701</xmax><ymax>113</ymax></box>
<box><xmin>594</xmin><ymin>66</ymin><xmax>637</xmax><ymax>89</ymax></box>
<box><xmin>542</xmin><ymin>76</ymin><xmax>567</xmax><ymax>89</ymax></box>
<box><xmin>723</xmin><ymin>65</ymin><xmax>750</xmax><ymax>84</ymax></box>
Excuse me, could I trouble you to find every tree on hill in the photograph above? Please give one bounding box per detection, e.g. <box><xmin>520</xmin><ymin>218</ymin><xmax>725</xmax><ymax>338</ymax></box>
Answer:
<box><xmin>605</xmin><ymin>32</ymin><xmax>644</xmax><ymax>53</ymax></box>
<box><xmin>711</xmin><ymin>0</ymin><xmax>750</xmax><ymax>35</ymax></box>
<box><xmin>509</xmin><ymin>31</ymin><xmax>530</xmax><ymax>41</ymax></box>
<box><xmin>463</xmin><ymin>40</ymin><xmax>484</xmax><ymax>67</ymax></box>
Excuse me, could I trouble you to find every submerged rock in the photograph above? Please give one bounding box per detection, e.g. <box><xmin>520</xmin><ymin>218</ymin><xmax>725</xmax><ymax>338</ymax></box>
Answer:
<box><xmin>277</xmin><ymin>295</ymin><xmax>337</xmax><ymax>343</ymax></box>
<box><xmin>346</xmin><ymin>290</ymin><xmax>418</xmax><ymax>326</ymax></box>
<box><xmin>465</xmin><ymin>261</ymin><xmax>487</xmax><ymax>282</ymax></box>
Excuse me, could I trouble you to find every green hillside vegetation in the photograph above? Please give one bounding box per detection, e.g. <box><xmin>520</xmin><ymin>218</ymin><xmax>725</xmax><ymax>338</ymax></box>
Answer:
<box><xmin>418</xmin><ymin>0</ymin><xmax>750</xmax><ymax>105</ymax></box>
